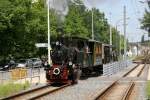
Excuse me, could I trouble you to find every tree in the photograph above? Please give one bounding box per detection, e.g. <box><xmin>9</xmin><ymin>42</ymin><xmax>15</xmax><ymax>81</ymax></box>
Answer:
<box><xmin>64</xmin><ymin>3</ymin><xmax>88</xmax><ymax>37</ymax></box>
<box><xmin>120</xmin><ymin>35</ymin><xmax>125</xmax><ymax>55</ymax></box>
<box><xmin>112</xmin><ymin>27</ymin><xmax>120</xmax><ymax>52</ymax></box>
<box><xmin>0</xmin><ymin>0</ymin><xmax>14</xmax><ymax>59</ymax></box>
<box><xmin>0</xmin><ymin>0</ymin><xmax>58</xmax><ymax>59</ymax></box>
<box><xmin>0</xmin><ymin>0</ymin><xmax>123</xmax><ymax>61</ymax></box>
<box><xmin>64</xmin><ymin>2</ymin><xmax>110</xmax><ymax>43</ymax></box>
<box><xmin>83</xmin><ymin>8</ymin><xmax>109</xmax><ymax>42</ymax></box>
<box><xmin>141</xmin><ymin>3</ymin><xmax>150</xmax><ymax>37</ymax></box>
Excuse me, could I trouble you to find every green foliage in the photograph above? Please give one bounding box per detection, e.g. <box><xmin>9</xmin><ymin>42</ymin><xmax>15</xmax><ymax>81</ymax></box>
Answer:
<box><xmin>119</xmin><ymin>34</ymin><xmax>125</xmax><ymax>54</ymax></box>
<box><xmin>64</xmin><ymin>4</ymin><xmax>88</xmax><ymax>37</ymax></box>
<box><xmin>0</xmin><ymin>0</ymin><xmax>52</xmax><ymax>59</ymax></box>
<box><xmin>112</xmin><ymin>27</ymin><xmax>119</xmax><ymax>50</ymax></box>
<box><xmin>0</xmin><ymin>0</ymin><xmax>123</xmax><ymax>60</ymax></box>
<box><xmin>64</xmin><ymin>3</ymin><xmax>110</xmax><ymax>43</ymax></box>
<box><xmin>86</xmin><ymin>8</ymin><xmax>109</xmax><ymax>43</ymax></box>
<box><xmin>141</xmin><ymin>6</ymin><xmax>150</xmax><ymax>37</ymax></box>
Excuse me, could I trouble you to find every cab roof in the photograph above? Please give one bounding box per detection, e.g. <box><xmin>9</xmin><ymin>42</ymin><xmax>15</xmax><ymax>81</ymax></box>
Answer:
<box><xmin>62</xmin><ymin>36</ymin><xmax>113</xmax><ymax>46</ymax></box>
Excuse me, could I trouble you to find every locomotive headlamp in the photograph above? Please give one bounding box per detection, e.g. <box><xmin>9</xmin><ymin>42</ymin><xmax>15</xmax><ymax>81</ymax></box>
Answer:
<box><xmin>69</xmin><ymin>61</ymin><xmax>73</xmax><ymax>66</ymax></box>
<box><xmin>56</xmin><ymin>41</ymin><xmax>59</xmax><ymax>45</ymax></box>
<box><xmin>53</xmin><ymin>68</ymin><xmax>60</xmax><ymax>75</ymax></box>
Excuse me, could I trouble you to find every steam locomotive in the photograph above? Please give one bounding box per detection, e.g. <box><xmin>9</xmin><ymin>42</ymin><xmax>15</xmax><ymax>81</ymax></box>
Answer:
<box><xmin>45</xmin><ymin>37</ymin><xmax>117</xmax><ymax>84</ymax></box>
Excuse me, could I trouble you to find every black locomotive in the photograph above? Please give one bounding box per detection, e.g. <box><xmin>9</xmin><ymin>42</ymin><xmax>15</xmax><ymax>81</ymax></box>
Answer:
<box><xmin>45</xmin><ymin>37</ymin><xmax>117</xmax><ymax>84</ymax></box>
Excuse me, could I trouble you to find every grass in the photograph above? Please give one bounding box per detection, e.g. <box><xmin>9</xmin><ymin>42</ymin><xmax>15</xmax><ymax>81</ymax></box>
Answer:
<box><xmin>133</xmin><ymin>55</ymin><xmax>145</xmax><ymax>61</ymax></box>
<box><xmin>0</xmin><ymin>81</ymin><xmax>30</xmax><ymax>98</ymax></box>
<box><xmin>147</xmin><ymin>81</ymin><xmax>150</xmax><ymax>99</ymax></box>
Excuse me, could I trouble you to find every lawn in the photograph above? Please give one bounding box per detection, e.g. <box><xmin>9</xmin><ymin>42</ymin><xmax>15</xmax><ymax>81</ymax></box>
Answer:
<box><xmin>0</xmin><ymin>81</ymin><xmax>30</xmax><ymax>98</ymax></box>
<box><xmin>133</xmin><ymin>55</ymin><xmax>145</xmax><ymax>61</ymax></box>
<box><xmin>147</xmin><ymin>80</ymin><xmax>150</xmax><ymax>99</ymax></box>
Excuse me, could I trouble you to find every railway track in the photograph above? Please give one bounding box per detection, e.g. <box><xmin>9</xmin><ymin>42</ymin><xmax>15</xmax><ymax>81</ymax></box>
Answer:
<box><xmin>0</xmin><ymin>64</ymin><xmax>145</xmax><ymax>100</ymax></box>
<box><xmin>1</xmin><ymin>84</ymin><xmax>70</xmax><ymax>100</ymax></box>
<box><xmin>93</xmin><ymin>64</ymin><xmax>145</xmax><ymax>100</ymax></box>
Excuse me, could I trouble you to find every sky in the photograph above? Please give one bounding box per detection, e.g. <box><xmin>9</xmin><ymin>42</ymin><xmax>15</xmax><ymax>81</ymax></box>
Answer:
<box><xmin>84</xmin><ymin>0</ymin><xmax>149</xmax><ymax>42</ymax></box>
<box><xmin>48</xmin><ymin>0</ymin><xmax>149</xmax><ymax>42</ymax></box>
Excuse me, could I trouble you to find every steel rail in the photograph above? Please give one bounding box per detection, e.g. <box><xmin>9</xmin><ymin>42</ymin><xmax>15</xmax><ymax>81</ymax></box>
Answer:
<box><xmin>94</xmin><ymin>63</ymin><xmax>144</xmax><ymax>100</ymax></box>
<box><xmin>121</xmin><ymin>82</ymin><xmax>135</xmax><ymax>100</ymax></box>
<box><xmin>121</xmin><ymin>64</ymin><xmax>146</xmax><ymax>100</ymax></box>
<box><xmin>123</xmin><ymin>64</ymin><xmax>140</xmax><ymax>77</ymax></box>
<box><xmin>137</xmin><ymin>64</ymin><xmax>145</xmax><ymax>77</ymax></box>
<box><xmin>1</xmin><ymin>64</ymin><xmax>145</xmax><ymax>100</ymax></box>
<box><xmin>29</xmin><ymin>84</ymin><xmax>70</xmax><ymax>100</ymax></box>
<box><xmin>1</xmin><ymin>84</ymin><xmax>51</xmax><ymax>100</ymax></box>
<box><xmin>94</xmin><ymin>81</ymin><xmax>118</xmax><ymax>100</ymax></box>
<box><xmin>1</xmin><ymin>84</ymin><xmax>70</xmax><ymax>100</ymax></box>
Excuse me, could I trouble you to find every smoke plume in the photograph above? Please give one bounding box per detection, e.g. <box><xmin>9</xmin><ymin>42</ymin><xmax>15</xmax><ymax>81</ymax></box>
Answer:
<box><xmin>49</xmin><ymin>0</ymin><xmax>69</xmax><ymax>16</ymax></box>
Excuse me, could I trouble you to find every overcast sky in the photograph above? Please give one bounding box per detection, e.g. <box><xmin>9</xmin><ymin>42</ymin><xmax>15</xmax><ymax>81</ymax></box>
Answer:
<box><xmin>48</xmin><ymin>0</ymin><xmax>149</xmax><ymax>42</ymax></box>
<box><xmin>84</xmin><ymin>0</ymin><xmax>149</xmax><ymax>42</ymax></box>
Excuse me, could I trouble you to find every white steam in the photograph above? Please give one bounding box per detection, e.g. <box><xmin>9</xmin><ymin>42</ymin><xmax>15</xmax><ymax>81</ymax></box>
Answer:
<box><xmin>49</xmin><ymin>0</ymin><xmax>69</xmax><ymax>16</ymax></box>
<box><xmin>48</xmin><ymin>0</ymin><xmax>120</xmax><ymax>15</ymax></box>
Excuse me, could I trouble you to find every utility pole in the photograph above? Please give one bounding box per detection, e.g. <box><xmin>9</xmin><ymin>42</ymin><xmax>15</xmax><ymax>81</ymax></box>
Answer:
<box><xmin>123</xmin><ymin>6</ymin><xmax>127</xmax><ymax>63</ymax></box>
<box><xmin>109</xmin><ymin>12</ymin><xmax>112</xmax><ymax>62</ymax></box>
<box><xmin>109</xmin><ymin>13</ymin><xmax>112</xmax><ymax>45</ymax></box>
<box><xmin>92</xmin><ymin>8</ymin><xmax>94</xmax><ymax>40</ymax></box>
<box><xmin>47</xmin><ymin>0</ymin><xmax>51</xmax><ymax>65</ymax></box>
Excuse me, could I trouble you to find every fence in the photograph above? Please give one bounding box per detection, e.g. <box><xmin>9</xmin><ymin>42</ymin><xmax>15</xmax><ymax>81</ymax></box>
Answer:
<box><xmin>103</xmin><ymin>60</ymin><xmax>132</xmax><ymax>76</ymax></box>
<box><xmin>0</xmin><ymin>60</ymin><xmax>133</xmax><ymax>84</ymax></box>
<box><xmin>0</xmin><ymin>67</ymin><xmax>42</xmax><ymax>85</ymax></box>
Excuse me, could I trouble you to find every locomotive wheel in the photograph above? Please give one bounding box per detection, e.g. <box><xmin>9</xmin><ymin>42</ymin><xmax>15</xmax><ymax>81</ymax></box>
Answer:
<box><xmin>46</xmin><ymin>71</ymin><xmax>51</xmax><ymax>82</ymax></box>
<box><xmin>71</xmin><ymin>69</ymin><xmax>81</xmax><ymax>84</ymax></box>
<box><xmin>71</xmin><ymin>70</ymin><xmax>77</xmax><ymax>84</ymax></box>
